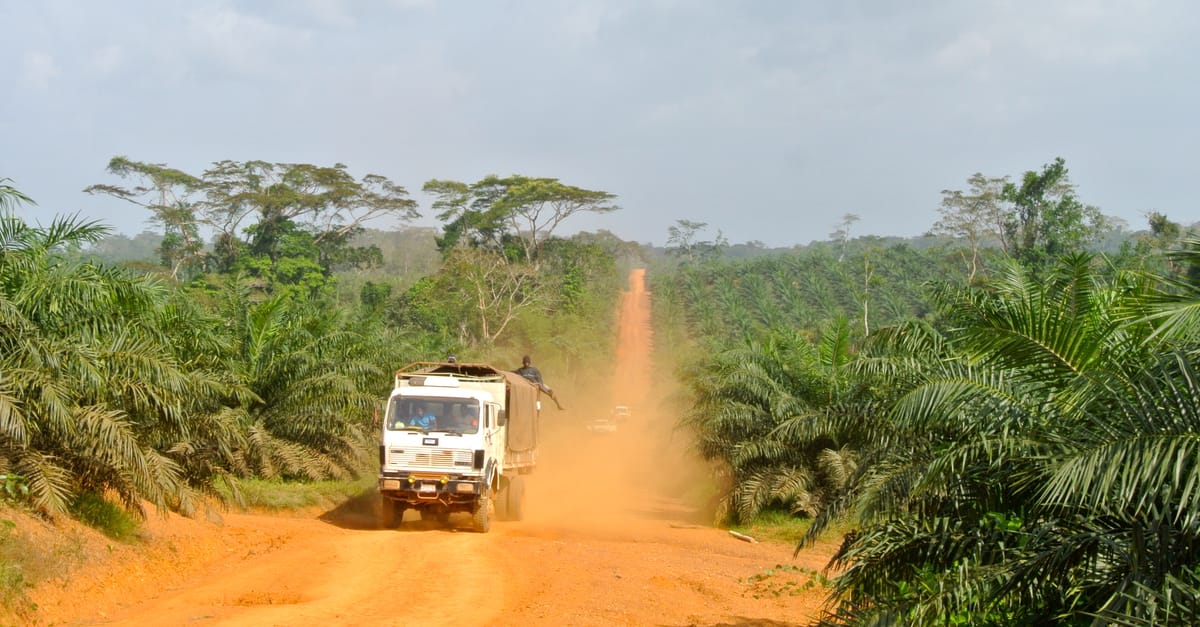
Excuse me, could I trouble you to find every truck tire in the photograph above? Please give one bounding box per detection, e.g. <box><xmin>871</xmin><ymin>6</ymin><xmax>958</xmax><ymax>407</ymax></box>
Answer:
<box><xmin>382</xmin><ymin>499</ymin><xmax>405</xmax><ymax>529</ymax></box>
<box><xmin>506</xmin><ymin>476</ymin><xmax>526</xmax><ymax>521</ymax></box>
<box><xmin>472</xmin><ymin>494</ymin><xmax>492</xmax><ymax>533</ymax></box>
<box><xmin>495</xmin><ymin>478</ymin><xmax>512</xmax><ymax>520</ymax></box>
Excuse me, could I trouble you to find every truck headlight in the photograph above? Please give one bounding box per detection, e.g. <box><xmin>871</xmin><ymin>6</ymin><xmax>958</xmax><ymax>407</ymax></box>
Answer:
<box><xmin>455</xmin><ymin>483</ymin><xmax>475</xmax><ymax>493</ymax></box>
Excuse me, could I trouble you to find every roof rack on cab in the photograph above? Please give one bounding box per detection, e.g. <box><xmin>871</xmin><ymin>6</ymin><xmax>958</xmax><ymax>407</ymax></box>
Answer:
<box><xmin>393</xmin><ymin>361</ymin><xmax>516</xmax><ymax>389</ymax></box>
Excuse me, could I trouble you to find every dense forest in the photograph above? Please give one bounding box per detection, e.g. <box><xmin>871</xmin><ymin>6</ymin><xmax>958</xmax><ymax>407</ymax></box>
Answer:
<box><xmin>4</xmin><ymin>154</ymin><xmax>1200</xmax><ymax>625</ymax></box>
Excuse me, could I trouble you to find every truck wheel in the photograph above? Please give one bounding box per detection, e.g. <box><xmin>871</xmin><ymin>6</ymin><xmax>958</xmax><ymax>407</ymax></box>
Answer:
<box><xmin>382</xmin><ymin>499</ymin><xmax>405</xmax><ymax>529</ymax></box>
<box><xmin>506</xmin><ymin>476</ymin><xmax>526</xmax><ymax>521</ymax></box>
<box><xmin>495</xmin><ymin>480</ymin><xmax>510</xmax><ymax>521</ymax></box>
<box><xmin>471</xmin><ymin>495</ymin><xmax>492</xmax><ymax>533</ymax></box>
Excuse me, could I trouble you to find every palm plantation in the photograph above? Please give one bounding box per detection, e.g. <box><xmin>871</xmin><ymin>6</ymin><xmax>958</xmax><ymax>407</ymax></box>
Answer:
<box><xmin>4</xmin><ymin>154</ymin><xmax>1200</xmax><ymax>626</ymax></box>
<box><xmin>802</xmin><ymin>254</ymin><xmax>1200</xmax><ymax>623</ymax></box>
<box><xmin>659</xmin><ymin>160</ymin><xmax>1200</xmax><ymax>625</ymax></box>
<box><xmin>670</xmin><ymin>240</ymin><xmax>1200</xmax><ymax>623</ymax></box>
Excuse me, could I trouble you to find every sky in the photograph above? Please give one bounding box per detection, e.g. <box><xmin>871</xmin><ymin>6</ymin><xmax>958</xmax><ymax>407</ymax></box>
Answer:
<box><xmin>3</xmin><ymin>0</ymin><xmax>1199</xmax><ymax>247</ymax></box>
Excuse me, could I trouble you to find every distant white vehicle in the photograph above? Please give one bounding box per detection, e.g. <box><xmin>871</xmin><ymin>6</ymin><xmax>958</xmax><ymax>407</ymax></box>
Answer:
<box><xmin>587</xmin><ymin>417</ymin><xmax>618</xmax><ymax>434</ymax></box>
<box><xmin>612</xmin><ymin>405</ymin><xmax>632</xmax><ymax>421</ymax></box>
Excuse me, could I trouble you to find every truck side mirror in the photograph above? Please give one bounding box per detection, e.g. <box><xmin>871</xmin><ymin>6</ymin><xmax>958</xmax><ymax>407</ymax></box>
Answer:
<box><xmin>497</xmin><ymin>409</ymin><xmax>507</xmax><ymax>426</ymax></box>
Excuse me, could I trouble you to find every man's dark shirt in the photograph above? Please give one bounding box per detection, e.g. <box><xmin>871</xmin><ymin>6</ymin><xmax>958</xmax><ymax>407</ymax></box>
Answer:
<box><xmin>515</xmin><ymin>365</ymin><xmax>543</xmax><ymax>385</ymax></box>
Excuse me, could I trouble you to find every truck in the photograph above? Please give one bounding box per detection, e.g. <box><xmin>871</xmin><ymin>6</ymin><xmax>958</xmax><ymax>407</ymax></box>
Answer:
<box><xmin>377</xmin><ymin>361</ymin><xmax>542</xmax><ymax>533</ymax></box>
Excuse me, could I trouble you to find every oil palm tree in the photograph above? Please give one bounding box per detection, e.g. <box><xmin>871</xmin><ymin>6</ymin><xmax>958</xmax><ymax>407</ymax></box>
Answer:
<box><xmin>0</xmin><ymin>212</ymin><xmax>224</xmax><ymax>516</ymax></box>
<box><xmin>216</xmin><ymin>283</ymin><xmax>381</xmax><ymax>481</ymax></box>
<box><xmin>681</xmin><ymin>319</ymin><xmax>873</xmax><ymax>523</ymax></box>
<box><xmin>813</xmin><ymin>254</ymin><xmax>1200</xmax><ymax>625</ymax></box>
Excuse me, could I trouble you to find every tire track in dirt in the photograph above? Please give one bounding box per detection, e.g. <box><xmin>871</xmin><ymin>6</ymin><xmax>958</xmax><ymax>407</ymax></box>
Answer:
<box><xmin>88</xmin><ymin>513</ymin><xmax>505</xmax><ymax>626</ymax></box>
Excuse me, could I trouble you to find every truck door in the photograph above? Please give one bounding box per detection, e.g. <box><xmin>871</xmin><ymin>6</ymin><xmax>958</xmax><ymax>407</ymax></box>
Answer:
<box><xmin>486</xmin><ymin>403</ymin><xmax>505</xmax><ymax>474</ymax></box>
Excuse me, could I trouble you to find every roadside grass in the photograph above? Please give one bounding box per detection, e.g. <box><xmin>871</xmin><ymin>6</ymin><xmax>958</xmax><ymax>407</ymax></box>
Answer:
<box><xmin>219</xmin><ymin>476</ymin><xmax>377</xmax><ymax>512</ymax></box>
<box><xmin>740</xmin><ymin>562</ymin><xmax>833</xmax><ymax>600</ymax></box>
<box><xmin>69</xmin><ymin>491</ymin><xmax>142</xmax><ymax>542</ymax></box>
<box><xmin>731</xmin><ymin>510</ymin><xmax>846</xmax><ymax>601</ymax></box>
<box><xmin>729</xmin><ymin>509</ymin><xmax>815</xmax><ymax>545</ymax></box>
<box><xmin>730</xmin><ymin>509</ymin><xmax>852</xmax><ymax>546</ymax></box>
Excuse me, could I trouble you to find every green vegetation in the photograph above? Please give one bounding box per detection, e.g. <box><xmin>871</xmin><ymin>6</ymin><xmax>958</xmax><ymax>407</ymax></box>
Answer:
<box><xmin>0</xmin><ymin>162</ymin><xmax>626</xmax><ymax>524</ymax></box>
<box><xmin>6</xmin><ymin>152</ymin><xmax>1199</xmax><ymax>625</ymax></box>
<box><xmin>657</xmin><ymin>158</ymin><xmax>1200</xmax><ymax>625</ymax></box>
<box><xmin>742</xmin><ymin>563</ymin><xmax>832</xmax><ymax>600</ymax></box>
<box><xmin>729</xmin><ymin>509</ymin><xmax>819</xmax><ymax>545</ymax></box>
<box><xmin>221</xmin><ymin>477</ymin><xmax>376</xmax><ymax>511</ymax></box>
<box><xmin>69</xmin><ymin>492</ymin><xmax>141</xmax><ymax>541</ymax></box>
<box><xmin>0</xmin><ymin>475</ymin><xmax>29</xmax><ymax>502</ymax></box>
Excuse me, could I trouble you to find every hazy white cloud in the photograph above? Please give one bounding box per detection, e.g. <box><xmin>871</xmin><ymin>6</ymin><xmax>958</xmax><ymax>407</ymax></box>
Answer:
<box><xmin>935</xmin><ymin>32</ymin><xmax>992</xmax><ymax>73</ymax></box>
<box><xmin>185</xmin><ymin>5</ymin><xmax>312</xmax><ymax>77</ymax></box>
<box><xmin>556</xmin><ymin>3</ymin><xmax>624</xmax><ymax>46</ymax></box>
<box><xmin>2</xmin><ymin>0</ymin><xmax>1198</xmax><ymax>246</ymax></box>
<box><xmin>89</xmin><ymin>45</ymin><xmax>125</xmax><ymax>76</ymax></box>
<box><xmin>977</xmin><ymin>0</ymin><xmax>1178</xmax><ymax>67</ymax></box>
<box><xmin>387</xmin><ymin>0</ymin><xmax>436</xmax><ymax>10</ymax></box>
<box><xmin>20</xmin><ymin>51</ymin><xmax>59</xmax><ymax>89</ymax></box>
<box><xmin>302</xmin><ymin>0</ymin><xmax>356</xmax><ymax>27</ymax></box>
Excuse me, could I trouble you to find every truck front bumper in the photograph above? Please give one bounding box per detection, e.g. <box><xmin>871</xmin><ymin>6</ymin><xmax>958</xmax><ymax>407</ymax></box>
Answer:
<box><xmin>378</xmin><ymin>474</ymin><xmax>484</xmax><ymax>508</ymax></box>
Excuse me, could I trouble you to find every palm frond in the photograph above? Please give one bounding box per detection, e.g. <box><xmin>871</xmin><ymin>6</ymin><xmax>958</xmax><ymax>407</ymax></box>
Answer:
<box><xmin>13</xmin><ymin>449</ymin><xmax>73</xmax><ymax>516</ymax></box>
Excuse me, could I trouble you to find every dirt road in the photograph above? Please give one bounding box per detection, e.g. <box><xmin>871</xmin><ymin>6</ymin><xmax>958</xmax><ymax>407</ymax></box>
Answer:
<box><xmin>25</xmin><ymin>269</ymin><xmax>834</xmax><ymax>626</ymax></box>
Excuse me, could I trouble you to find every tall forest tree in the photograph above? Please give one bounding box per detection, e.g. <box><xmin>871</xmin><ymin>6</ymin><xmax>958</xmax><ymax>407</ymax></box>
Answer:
<box><xmin>423</xmin><ymin>174</ymin><xmax>618</xmax><ymax>266</ymax></box>
<box><xmin>831</xmin><ymin>213</ymin><xmax>860</xmax><ymax>263</ymax></box>
<box><xmin>416</xmin><ymin>174</ymin><xmax>620</xmax><ymax>348</ymax></box>
<box><xmin>666</xmin><ymin>219</ymin><xmax>727</xmax><ymax>262</ymax></box>
<box><xmin>931</xmin><ymin>173</ymin><xmax>1007</xmax><ymax>282</ymax></box>
<box><xmin>998</xmin><ymin>157</ymin><xmax>1108</xmax><ymax>271</ymax></box>
<box><xmin>86</xmin><ymin>157</ymin><xmax>420</xmax><ymax>287</ymax></box>
<box><xmin>83</xmin><ymin>157</ymin><xmax>205</xmax><ymax>279</ymax></box>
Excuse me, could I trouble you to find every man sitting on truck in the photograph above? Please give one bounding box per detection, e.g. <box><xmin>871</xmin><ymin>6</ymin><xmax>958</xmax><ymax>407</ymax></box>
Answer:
<box><xmin>516</xmin><ymin>355</ymin><xmax>548</xmax><ymax>390</ymax></box>
<box><xmin>515</xmin><ymin>355</ymin><xmax>564</xmax><ymax>410</ymax></box>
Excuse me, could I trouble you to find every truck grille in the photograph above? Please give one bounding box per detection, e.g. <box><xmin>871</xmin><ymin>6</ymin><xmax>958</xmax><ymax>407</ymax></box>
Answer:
<box><xmin>387</xmin><ymin>448</ymin><xmax>474</xmax><ymax>469</ymax></box>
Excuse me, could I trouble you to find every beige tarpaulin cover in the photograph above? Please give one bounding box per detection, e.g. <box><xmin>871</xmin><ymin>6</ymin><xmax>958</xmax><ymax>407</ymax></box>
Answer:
<box><xmin>501</xmin><ymin>371</ymin><xmax>539</xmax><ymax>453</ymax></box>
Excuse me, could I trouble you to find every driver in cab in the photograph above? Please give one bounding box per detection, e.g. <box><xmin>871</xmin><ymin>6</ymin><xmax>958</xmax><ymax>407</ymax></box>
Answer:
<box><xmin>390</xmin><ymin>404</ymin><xmax>437</xmax><ymax>430</ymax></box>
<box><xmin>409</xmin><ymin>405</ymin><xmax>437</xmax><ymax>430</ymax></box>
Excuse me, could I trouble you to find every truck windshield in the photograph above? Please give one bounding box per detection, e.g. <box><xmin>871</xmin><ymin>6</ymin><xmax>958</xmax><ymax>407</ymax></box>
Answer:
<box><xmin>386</xmin><ymin>398</ymin><xmax>480</xmax><ymax>434</ymax></box>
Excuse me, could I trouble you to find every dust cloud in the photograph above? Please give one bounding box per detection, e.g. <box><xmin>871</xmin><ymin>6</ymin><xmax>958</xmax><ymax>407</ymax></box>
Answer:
<box><xmin>523</xmin><ymin>268</ymin><xmax>716</xmax><ymax>535</ymax></box>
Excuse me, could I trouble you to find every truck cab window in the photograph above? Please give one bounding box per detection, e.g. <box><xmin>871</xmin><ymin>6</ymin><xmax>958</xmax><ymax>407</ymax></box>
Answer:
<box><xmin>446</xmin><ymin>401</ymin><xmax>480</xmax><ymax>433</ymax></box>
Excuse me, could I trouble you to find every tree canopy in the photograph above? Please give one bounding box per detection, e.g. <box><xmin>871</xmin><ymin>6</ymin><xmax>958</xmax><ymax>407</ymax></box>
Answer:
<box><xmin>423</xmin><ymin>174</ymin><xmax>618</xmax><ymax>265</ymax></box>
<box><xmin>86</xmin><ymin>157</ymin><xmax>419</xmax><ymax>285</ymax></box>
